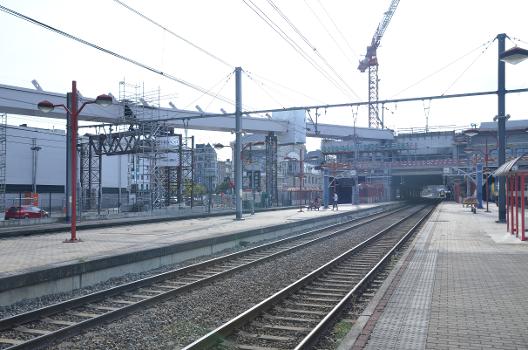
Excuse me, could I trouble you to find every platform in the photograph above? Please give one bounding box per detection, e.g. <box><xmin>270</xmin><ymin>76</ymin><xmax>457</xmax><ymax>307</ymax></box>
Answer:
<box><xmin>0</xmin><ymin>203</ymin><xmax>390</xmax><ymax>305</ymax></box>
<box><xmin>340</xmin><ymin>202</ymin><xmax>528</xmax><ymax>350</ymax></box>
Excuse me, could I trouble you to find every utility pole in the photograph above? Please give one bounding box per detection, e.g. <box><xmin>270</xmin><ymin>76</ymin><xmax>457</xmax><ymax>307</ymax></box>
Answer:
<box><xmin>235</xmin><ymin>67</ymin><xmax>243</xmax><ymax>220</ymax></box>
<box><xmin>65</xmin><ymin>93</ymin><xmax>72</xmax><ymax>222</ymax></box>
<box><xmin>30</xmin><ymin>139</ymin><xmax>42</xmax><ymax>196</ymax></box>
<box><xmin>496</xmin><ymin>33</ymin><xmax>507</xmax><ymax>222</ymax></box>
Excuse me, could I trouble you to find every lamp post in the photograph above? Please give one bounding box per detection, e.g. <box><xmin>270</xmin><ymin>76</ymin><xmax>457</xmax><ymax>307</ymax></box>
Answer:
<box><xmin>496</xmin><ymin>34</ymin><xmax>528</xmax><ymax>222</ymax></box>
<box><xmin>30</xmin><ymin>141</ymin><xmax>42</xmax><ymax>196</ymax></box>
<box><xmin>464</xmin><ymin>124</ymin><xmax>481</xmax><ymax>206</ymax></box>
<box><xmin>38</xmin><ymin>81</ymin><xmax>111</xmax><ymax>242</ymax></box>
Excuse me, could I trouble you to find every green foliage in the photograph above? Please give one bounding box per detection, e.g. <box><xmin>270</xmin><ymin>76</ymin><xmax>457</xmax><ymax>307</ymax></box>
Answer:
<box><xmin>183</xmin><ymin>179</ymin><xmax>207</xmax><ymax>197</ymax></box>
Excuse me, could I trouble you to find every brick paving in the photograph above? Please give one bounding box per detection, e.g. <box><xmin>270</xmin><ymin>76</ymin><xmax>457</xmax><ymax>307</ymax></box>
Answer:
<box><xmin>0</xmin><ymin>204</ymin><xmax>377</xmax><ymax>278</ymax></box>
<box><xmin>353</xmin><ymin>202</ymin><xmax>528</xmax><ymax>350</ymax></box>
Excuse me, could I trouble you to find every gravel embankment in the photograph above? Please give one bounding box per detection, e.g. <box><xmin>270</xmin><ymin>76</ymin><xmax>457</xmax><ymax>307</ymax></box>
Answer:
<box><xmin>50</xmin><ymin>206</ymin><xmax>418</xmax><ymax>350</ymax></box>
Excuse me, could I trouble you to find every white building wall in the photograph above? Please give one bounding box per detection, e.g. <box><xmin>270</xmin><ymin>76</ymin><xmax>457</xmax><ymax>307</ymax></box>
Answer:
<box><xmin>6</xmin><ymin>125</ymin><xmax>126</xmax><ymax>189</ymax></box>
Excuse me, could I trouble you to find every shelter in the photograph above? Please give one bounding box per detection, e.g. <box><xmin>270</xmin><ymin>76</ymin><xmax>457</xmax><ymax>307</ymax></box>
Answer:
<box><xmin>494</xmin><ymin>155</ymin><xmax>528</xmax><ymax>240</ymax></box>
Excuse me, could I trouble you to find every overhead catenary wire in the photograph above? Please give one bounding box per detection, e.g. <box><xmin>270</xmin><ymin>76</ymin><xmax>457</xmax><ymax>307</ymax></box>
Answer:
<box><xmin>243</xmin><ymin>71</ymin><xmax>285</xmax><ymax>109</ymax></box>
<box><xmin>112</xmin><ymin>0</ymin><xmax>233</xmax><ymax>69</ymax></box>
<box><xmin>240</xmin><ymin>0</ymin><xmax>356</xmax><ymax>100</ymax></box>
<box><xmin>247</xmin><ymin>71</ymin><xmax>326</xmax><ymax>104</ymax></box>
<box><xmin>109</xmin><ymin>0</ymin><xmax>330</xmax><ymax>108</ymax></box>
<box><xmin>303</xmin><ymin>0</ymin><xmax>357</xmax><ymax>68</ymax></box>
<box><xmin>315</xmin><ymin>0</ymin><xmax>358</xmax><ymax>59</ymax></box>
<box><xmin>0</xmin><ymin>4</ymin><xmax>236</xmax><ymax>106</ymax></box>
<box><xmin>264</xmin><ymin>0</ymin><xmax>361</xmax><ymax>99</ymax></box>
<box><xmin>204</xmin><ymin>73</ymin><xmax>235</xmax><ymax>111</ymax></box>
<box><xmin>390</xmin><ymin>40</ymin><xmax>493</xmax><ymax>98</ymax></box>
<box><xmin>184</xmin><ymin>71</ymin><xmax>234</xmax><ymax>110</ymax></box>
<box><xmin>441</xmin><ymin>40</ymin><xmax>494</xmax><ymax>96</ymax></box>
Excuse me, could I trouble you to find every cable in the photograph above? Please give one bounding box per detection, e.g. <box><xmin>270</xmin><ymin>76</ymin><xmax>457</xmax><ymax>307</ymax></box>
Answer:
<box><xmin>243</xmin><ymin>71</ymin><xmax>285</xmax><ymax>109</ymax></box>
<box><xmin>315</xmin><ymin>0</ymin><xmax>358</xmax><ymax>59</ymax></box>
<box><xmin>390</xmin><ymin>40</ymin><xmax>492</xmax><ymax>98</ymax></box>
<box><xmin>441</xmin><ymin>40</ymin><xmax>494</xmax><ymax>96</ymax></box>
<box><xmin>184</xmin><ymin>71</ymin><xmax>234</xmax><ymax>110</ymax></box>
<box><xmin>304</xmin><ymin>0</ymin><xmax>357</xmax><ymax>67</ymax></box>
<box><xmin>0</xmin><ymin>4</ymin><xmax>236</xmax><ymax>106</ymax></box>
<box><xmin>204</xmin><ymin>74</ymin><xmax>234</xmax><ymax>111</ymax></box>
<box><xmin>246</xmin><ymin>71</ymin><xmax>325</xmax><ymax>104</ymax></box>
<box><xmin>112</xmin><ymin>0</ymin><xmax>327</xmax><ymax>108</ymax></box>
<box><xmin>241</xmin><ymin>0</ymin><xmax>355</xmax><ymax>100</ymax></box>
<box><xmin>112</xmin><ymin>0</ymin><xmax>233</xmax><ymax>69</ymax></box>
<box><xmin>264</xmin><ymin>0</ymin><xmax>360</xmax><ymax>99</ymax></box>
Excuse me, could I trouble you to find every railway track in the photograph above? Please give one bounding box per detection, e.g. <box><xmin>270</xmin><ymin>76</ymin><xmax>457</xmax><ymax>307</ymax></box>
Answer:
<box><xmin>183</xmin><ymin>203</ymin><xmax>436</xmax><ymax>350</ymax></box>
<box><xmin>0</xmin><ymin>204</ymin><xmax>408</xmax><ymax>350</ymax></box>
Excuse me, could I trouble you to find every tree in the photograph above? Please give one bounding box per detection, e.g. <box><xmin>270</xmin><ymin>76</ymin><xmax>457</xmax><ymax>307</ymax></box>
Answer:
<box><xmin>183</xmin><ymin>179</ymin><xmax>206</xmax><ymax>198</ymax></box>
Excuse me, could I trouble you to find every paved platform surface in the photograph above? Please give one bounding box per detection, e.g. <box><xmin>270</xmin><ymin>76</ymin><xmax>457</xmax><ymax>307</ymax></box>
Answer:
<box><xmin>344</xmin><ymin>202</ymin><xmax>528</xmax><ymax>350</ymax></box>
<box><xmin>0</xmin><ymin>203</ymin><xmax>378</xmax><ymax>279</ymax></box>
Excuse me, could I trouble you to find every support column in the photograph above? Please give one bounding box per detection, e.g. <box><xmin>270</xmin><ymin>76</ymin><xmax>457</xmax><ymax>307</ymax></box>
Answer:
<box><xmin>476</xmin><ymin>163</ymin><xmax>483</xmax><ymax>209</ymax></box>
<box><xmin>234</xmin><ymin>67</ymin><xmax>243</xmax><ymax>220</ymax></box>
<box><xmin>513</xmin><ymin>175</ymin><xmax>519</xmax><ymax>237</ymax></box>
<box><xmin>496</xmin><ymin>33</ymin><xmax>507</xmax><ymax>222</ymax></box>
<box><xmin>65</xmin><ymin>93</ymin><xmax>72</xmax><ymax>222</ymax></box>
<box><xmin>323</xmin><ymin>169</ymin><xmax>329</xmax><ymax>209</ymax></box>
<box><xmin>521</xmin><ymin>175</ymin><xmax>525</xmax><ymax>241</ymax></box>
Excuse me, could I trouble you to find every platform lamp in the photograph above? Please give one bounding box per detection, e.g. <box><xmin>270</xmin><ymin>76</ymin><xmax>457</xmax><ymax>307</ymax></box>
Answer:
<box><xmin>463</xmin><ymin>124</ymin><xmax>480</xmax><ymax>203</ymax></box>
<box><xmin>37</xmin><ymin>81</ymin><xmax>112</xmax><ymax>242</ymax></box>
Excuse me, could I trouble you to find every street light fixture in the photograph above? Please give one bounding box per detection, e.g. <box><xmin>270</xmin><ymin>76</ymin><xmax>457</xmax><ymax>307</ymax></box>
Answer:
<box><xmin>37</xmin><ymin>81</ymin><xmax>111</xmax><ymax>242</ymax></box>
<box><xmin>463</xmin><ymin>123</ymin><xmax>479</xmax><ymax>137</ymax></box>
<box><xmin>500</xmin><ymin>46</ymin><xmax>528</xmax><ymax>65</ymax></box>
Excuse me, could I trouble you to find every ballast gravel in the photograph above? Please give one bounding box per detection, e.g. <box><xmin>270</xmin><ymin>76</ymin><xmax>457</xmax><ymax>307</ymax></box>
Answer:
<box><xmin>49</xmin><ymin>207</ymin><xmax>417</xmax><ymax>350</ymax></box>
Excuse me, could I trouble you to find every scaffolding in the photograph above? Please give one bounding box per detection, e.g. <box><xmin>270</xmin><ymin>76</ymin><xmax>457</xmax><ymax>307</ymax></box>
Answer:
<box><xmin>77</xmin><ymin>82</ymin><xmax>194</xmax><ymax>212</ymax></box>
<box><xmin>79</xmin><ymin>142</ymin><xmax>102</xmax><ymax>212</ymax></box>
<box><xmin>0</xmin><ymin>114</ymin><xmax>6</xmax><ymax>212</ymax></box>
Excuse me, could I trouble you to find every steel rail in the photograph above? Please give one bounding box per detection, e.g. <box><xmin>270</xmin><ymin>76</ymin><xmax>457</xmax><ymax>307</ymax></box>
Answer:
<box><xmin>295</xmin><ymin>203</ymin><xmax>436</xmax><ymax>349</ymax></box>
<box><xmin>0</xmin><ymin>204</ymin><xmax>407</xmax><ymax>349</ymax></box>
<box><xmin>182</xmin><ymin>203</ymin><xmax>435</xmax><ymax>350</ymax></box>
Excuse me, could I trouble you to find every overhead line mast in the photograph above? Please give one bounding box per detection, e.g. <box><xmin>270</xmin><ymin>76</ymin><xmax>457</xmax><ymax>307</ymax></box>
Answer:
<box><xmin>358</xmin><ymin>0</ymin><xmax>400</xmax><ymax>129</ymax></box>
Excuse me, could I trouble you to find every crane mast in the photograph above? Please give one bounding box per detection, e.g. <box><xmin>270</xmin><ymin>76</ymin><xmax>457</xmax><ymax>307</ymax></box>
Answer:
<box><xmin>358</xmin><ymin>0</ymin><xmax>400</xmax><ymax>128</ymax></box>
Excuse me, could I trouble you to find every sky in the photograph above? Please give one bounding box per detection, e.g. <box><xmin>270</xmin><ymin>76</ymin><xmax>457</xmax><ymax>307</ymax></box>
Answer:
<box><xmin>1</xmin><ymin>0</ymin><xmax>528</xmax><ymax>160</ymax></box>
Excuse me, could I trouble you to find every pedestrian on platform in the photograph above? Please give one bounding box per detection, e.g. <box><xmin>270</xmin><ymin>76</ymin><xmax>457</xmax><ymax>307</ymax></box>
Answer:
<box><xmin>332</xmin><ymin>192</ymin><xmax>339</xmax><ymax>211</ymax></box>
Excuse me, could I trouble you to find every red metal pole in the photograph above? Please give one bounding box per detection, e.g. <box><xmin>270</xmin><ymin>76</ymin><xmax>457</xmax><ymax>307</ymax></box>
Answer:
<box><xmin>70</xmin><ymin>81</ymin><xmax>78</xmax><ymax>242</ymax></box>
<box><xmin>485</xmin><ymin>138</ymin><xmax>490</xmax><ymax>212</ymax></box>
<box><xmin>506</xmin><ymin>176</ymin><xmax>510</xmax><ymax>233</ymax></box>
<box><xmin>299</xmin><ymin>148</ymin><xmax>303</xmax><ymax>212</ymax></box>
<box><xmin>510</xmin><ymin>176</ymin><xmax>514</xmax><ymax>234</ymax></box>
<box><xmin>522</xmin><ymin>175</ymin><xmax>525</xmax><ymax>241</ymax></box>
<box><xmin>515</xmin><ymin>175</ymin><xmax>518</xmax><ymax>236</ymax></box>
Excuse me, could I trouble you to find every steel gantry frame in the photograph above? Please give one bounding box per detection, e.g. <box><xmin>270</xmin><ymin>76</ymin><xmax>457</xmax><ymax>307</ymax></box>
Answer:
<box><xmin>0</xmin><ymin>114</ymin><xmax>6</xmax><ymax>212</ymax></box>
<box><xmin>80</xmin><ymin>123</ymin><xmax>193</xmax><ymax>212</ymax></box>
<box><xmin>265</xmin><ymin>132</ymin><xmax>278</xmax><ymax>207</ymax></box>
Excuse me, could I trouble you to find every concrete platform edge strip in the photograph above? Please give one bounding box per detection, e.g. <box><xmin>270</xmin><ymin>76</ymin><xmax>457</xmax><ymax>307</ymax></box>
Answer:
<box><xmin>0</xmin><ymin>204</ymin><xmax>396</xmax><ymax>305</ymax></box>
<box><xmin>0</xmin><ymin>206</ymin><xmax>297</xmax><ymax>238</ymax></box>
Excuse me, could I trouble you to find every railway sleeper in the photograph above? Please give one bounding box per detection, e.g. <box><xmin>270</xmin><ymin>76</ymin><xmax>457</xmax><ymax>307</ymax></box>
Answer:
<box><xmin>284</xmin><ymin>301</ymin><xmax>334</xmax><ymax>310</ymax></box>
<box><xmin>298</xmin><ymin>290</ymin><xmax>344</xmax><ymax>298</ymax></box>
<box><xmin>262</xmin><ymin>314</ymin><xmax>319</xmax><ymax>324</ymax></box>
<box><xmin>304</xmin><ymin>286</ymin><xmax>350</xmax><ymax>293</ymax></box>
<box><xmin>290</xmin><ymin>295</ymin><xmax>342</xmax><ymax>303</ymax></box>
<box><xmin>252</xmin><ymin>322</ymin><xmax>312</xmax><ymax>333</ymax></box>
<box><xmin>237</xmin><ymin>330</ymin><xmax>295</xmax><ymax>343</ymax></box>
<box><xmin>274</xmin><ymin>307</ymin><xmax>327</xmax><ymax>316</ymax></box>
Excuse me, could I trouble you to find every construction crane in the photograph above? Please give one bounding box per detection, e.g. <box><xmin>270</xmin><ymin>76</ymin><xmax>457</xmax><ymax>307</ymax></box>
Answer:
<box><xmin>358</xmin><ymin>0</ymin><xmax>400</xmax><ymax>129</ymax></box>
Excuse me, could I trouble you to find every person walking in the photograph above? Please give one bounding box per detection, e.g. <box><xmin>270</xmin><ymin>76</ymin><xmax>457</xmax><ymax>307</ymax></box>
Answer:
<box><xmin>332</xmin><ymin>192</ymin><xmax>339</xmax><ymax>211</ymax></box>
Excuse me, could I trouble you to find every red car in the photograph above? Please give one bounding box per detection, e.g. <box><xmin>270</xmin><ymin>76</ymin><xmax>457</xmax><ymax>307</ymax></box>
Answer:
<box><xmin>4</xmin><ymin>206</ymin><xmax>49</xmax><ymax>220</ymax></box>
